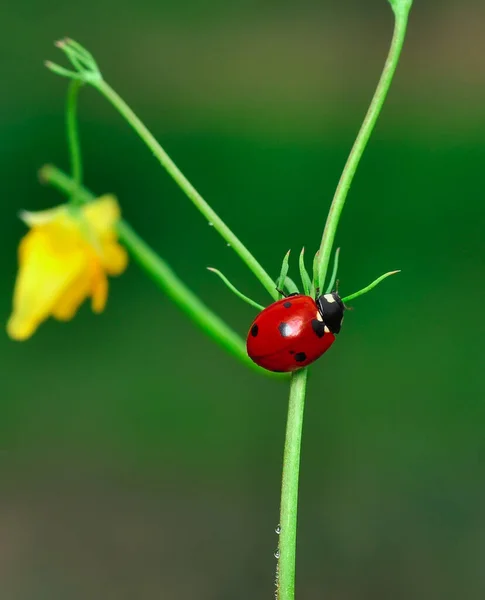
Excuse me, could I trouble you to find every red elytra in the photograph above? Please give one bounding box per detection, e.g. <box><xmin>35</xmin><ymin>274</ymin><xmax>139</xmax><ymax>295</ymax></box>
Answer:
<box><xmin>246</xmin><ymin>293</ymin><xmax>344</xmax><ymax>373</ymax></box>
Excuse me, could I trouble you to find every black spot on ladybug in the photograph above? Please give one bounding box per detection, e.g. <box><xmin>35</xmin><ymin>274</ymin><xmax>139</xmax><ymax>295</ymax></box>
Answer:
<box><xmin>278</xmin><ymin>322</ymin><xmax>291</xmax><ymax>337</ymax></box>
<box><xmin>251</xmin><ymin>324</ymin><xmax>259</xmax><ymax>337</ymax></box>
<box><xmin>283</xmin><ymin>302</ymin><xmax>292</xmax><ymax>308</ymax></box>
<box><xmin>311</xmin><ymin>319</ymin><xmax>326</xmax><ymax>338</ymax></box>
<box><xmin>295</xmin><ymin>352</ymin><xmax>307</xmax><ymax>363</ymax></box>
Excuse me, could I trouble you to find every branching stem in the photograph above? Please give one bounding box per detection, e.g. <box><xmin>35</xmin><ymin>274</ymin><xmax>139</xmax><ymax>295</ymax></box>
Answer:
<box><xmin>44</xmin><ymin>12</ymin><xmax>413</xmax><ymax>597</ymax></box>
<box><xmin>277</xmin><ymin>4</ymin><xmax>412</xmax><ymax>598</ymax></box>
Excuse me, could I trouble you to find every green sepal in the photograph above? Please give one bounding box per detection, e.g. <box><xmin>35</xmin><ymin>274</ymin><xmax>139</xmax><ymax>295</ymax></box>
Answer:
<box><xmin>325</xmin><ymin>247</ymin><xmax>341</xmax><ymax>294</ymax></box>
<box><xmin>342</xmin><ymin>270</ymin><xmax>400</xmax><ymax>304</ymax></box>
<box><xmin>61</xmin><ymin>38</ymin><xmax>98</xmax><ymax>69</ymax></box>
<box><xmin>44</xmin><ymin>61</ymin><xmax>84</xmax><ymax>81</ymax></box>
<box><xmin>207</xmin><ymin>268</ymin><xmax>265</xmax><ymax>311</ymax></box>
<box><xmin>311</xmin><ymin>249</ymin><xmax>320</xmax><ymax>296</ymax></box>
<box><xmin>298</xmin><ymin>248</ymin><xmax>311</xmax><ymax>296</ymax></box>
<box><xmin>284</xmin><ymin>276</ymin><xmax>300</xmax><ymax>295</ymax></box>
<box><xmin>277</xmin><ymin>250</ymin><xmax>291</xmax><ymax>296</ymax></box>
<box><xmin>46</xmin><ymin>38</ymin><xmax>102</xmax><ymax>85</ymax></box>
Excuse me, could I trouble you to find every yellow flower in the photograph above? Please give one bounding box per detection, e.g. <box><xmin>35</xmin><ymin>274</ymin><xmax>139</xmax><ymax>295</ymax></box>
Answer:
<box><xmin>7</xmin><ymin>195</ymin><xmax>128</xmax><ymax>341</ymax></box>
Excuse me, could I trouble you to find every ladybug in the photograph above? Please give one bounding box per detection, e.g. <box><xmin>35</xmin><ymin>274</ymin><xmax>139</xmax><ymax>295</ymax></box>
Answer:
<box><xmin>246</xmin><ymin>292</ymin><xmax>345</xmax><ymax>372</ymax></box>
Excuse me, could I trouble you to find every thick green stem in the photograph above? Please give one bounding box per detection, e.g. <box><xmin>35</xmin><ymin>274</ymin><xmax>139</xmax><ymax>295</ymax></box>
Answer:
<box><xmin>66</xmin><ymin>80</ymin><xmax>83</xmax><ymax>205</ymax></box>
<box><xmin>316</xmin><ymin>7</ymin><xmax>411</xmax><ymax>290</ymax></box>
<box><xmin>39</xmin><ymin>165</ymin><xmax>284</xmax><ymax>378</ymax></box>
<box><xmin>92</xmin><ymin>79</ymin><xmax>277</xmax><ymax>301</ymax></box>
<box><xmin>277</xmin><ymin>368</ymin><xmax>308</xmax><ymax>600</ymax></box>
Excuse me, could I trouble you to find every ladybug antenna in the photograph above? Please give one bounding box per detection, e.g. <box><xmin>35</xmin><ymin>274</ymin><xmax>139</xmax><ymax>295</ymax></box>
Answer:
<box><xmin>325</xmin><ymin>247</ymin><xmax>341</xmax><ymax>294</ymax></box>
<box><xmin>341</xmin><ymin>270</ymin><xmax>401</xmax><ymax>304</ymax></box>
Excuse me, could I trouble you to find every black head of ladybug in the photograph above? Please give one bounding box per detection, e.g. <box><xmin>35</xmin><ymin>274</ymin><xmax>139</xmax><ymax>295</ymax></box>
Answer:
<box><xmin>316</xmin><ymin>292</ymin><xmax>345</xmax><ymax>334</ymax></box>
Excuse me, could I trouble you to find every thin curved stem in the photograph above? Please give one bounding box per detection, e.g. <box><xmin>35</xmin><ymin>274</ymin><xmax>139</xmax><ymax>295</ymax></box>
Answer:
<box><xmin>277</xmin><ymin>368</ymin><xmax>308</xmax><ymax>600</ymax></box>
<box><xmin>66</xmin><ymin>80</ymin><xmax>83</xmax><ymax>205</ymax></box>
<box><xmin>39</xmin><ymin>165</ymin><xmax>286</xmax><ymax>379</ymax></box>
<box><xmin>92</xmin><ymin>79</ymin><xmax>278</xmax><ymax>301</ymax></box>
<box><xmin>316</xmin><ymin>7</ymin><xmax>411</xmax><ymax>291</ymax></box>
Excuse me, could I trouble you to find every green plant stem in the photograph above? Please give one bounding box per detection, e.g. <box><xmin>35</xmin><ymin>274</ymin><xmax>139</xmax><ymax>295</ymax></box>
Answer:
<box><xmin>316</xmin><ymin>6</ymin><xmax>411</xmax><ymax>291</ymax></box>
<box><xmin>278</xmin><ymin>368</ymin><xmax>308</xmax><ymax>600</ymax></box>
<box><xmin>117</xmin><ymin>220</ymin><xmax>253</xmax><ymax>365</ymax></box>
<box><xmin>91</xmin><ymin>79</ymin><xmax>277</xmax><ymax>301</ymax></box>
<box><xmin>66</xmin><ymin>80</ymin><xmax>83</xmax><ymax>205</ymax></box>
<box><xmin>279</xmin><ymin>5</ymin><xmax>412</xmax><ymax>599</ymax></box>
<box><xmin>56</xmin><ymin>77</ymin><xmax>277</xmax><ymax>372</ymax></box>
<box><xmin>39</xmin><ymin>164</ymin><xmax>285</xmax><ymax>378</ymax></box>
<box><xmin>47</xmin><ymin>23</ymin><xmax>412</xmax><ymax>598</ymax></box>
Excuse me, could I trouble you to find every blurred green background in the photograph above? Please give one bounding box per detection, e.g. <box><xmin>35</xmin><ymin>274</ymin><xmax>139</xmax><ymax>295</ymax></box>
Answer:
<box><xmin>2</xmin><ymin>0</ymin><xmax>485</xmax><ymax>598</ymax></box>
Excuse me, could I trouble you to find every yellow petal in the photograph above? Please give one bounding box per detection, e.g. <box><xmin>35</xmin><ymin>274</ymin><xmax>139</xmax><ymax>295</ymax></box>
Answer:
<box><xmin>7</xmin><ymin>229</ymin><xmax>85</xmax><ymax>340</ymax></box>
<box><xmin>8</xmin><ymin>197</ymin><xmax>126</xmax><ymax>340</ymax></box>
<box><xmin>51</xmin><ymin>268</ymin><xmax>92</xmax><ymax>321</ymax></box>
<box><xmin>101</xmin><ymin>240</ymin><xmax>128</xmax><ymax>275</ymax></box>
<box><xmin>82</xmin><ymin>195</ymin><xmax>121</xmax><ymax>237</ymax></box>
<box><xmin>91</xmin><ymin>271</ymin><xmax>108</xmax><ymax>313</ymax></box>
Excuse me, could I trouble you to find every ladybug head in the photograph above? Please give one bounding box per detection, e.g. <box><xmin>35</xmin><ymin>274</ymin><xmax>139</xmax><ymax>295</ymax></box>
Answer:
<box><xmin>316</xmin><ymin>292</ymin><xmax>345</xmax><ymax>334</ymax></box>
